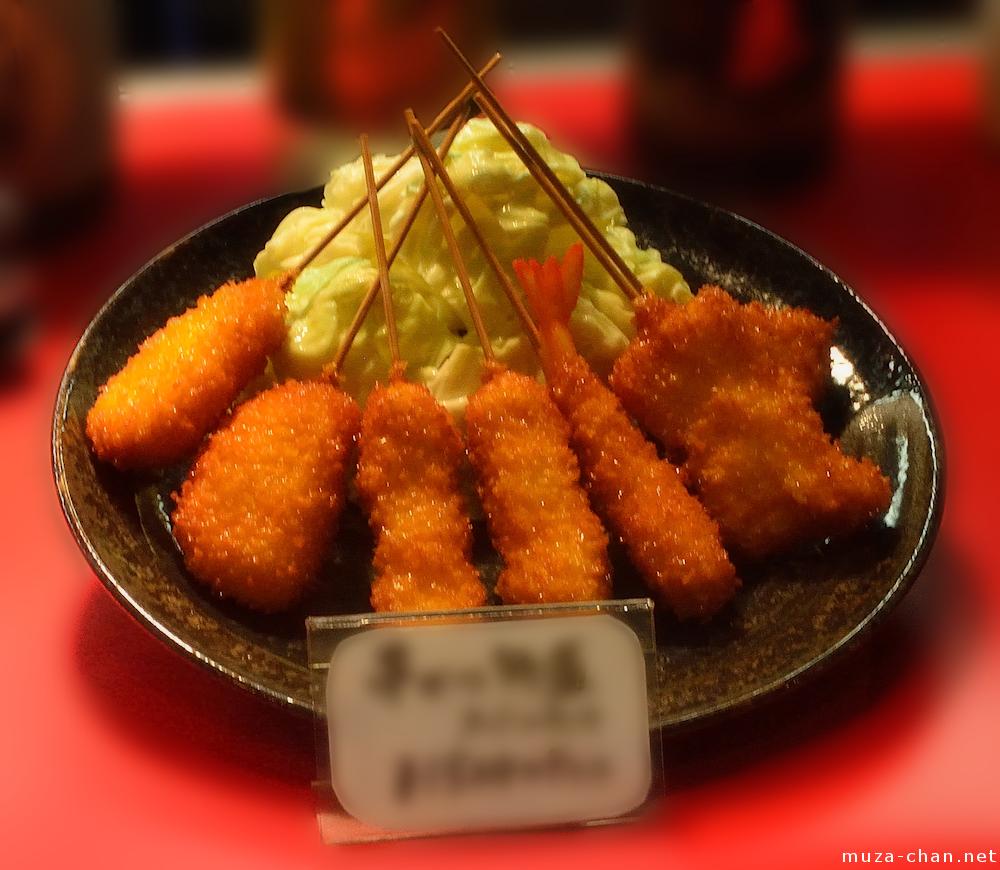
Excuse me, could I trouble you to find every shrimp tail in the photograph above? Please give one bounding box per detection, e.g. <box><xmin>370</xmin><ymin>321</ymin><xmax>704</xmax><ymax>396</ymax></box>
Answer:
<box><xmin>513</xmin><ymin>242</ymin><xmax>584</xmax><ymax>362</ymax></box>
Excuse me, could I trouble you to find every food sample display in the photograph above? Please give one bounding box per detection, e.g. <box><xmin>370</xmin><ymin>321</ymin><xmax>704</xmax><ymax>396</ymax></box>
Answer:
<box><xmin>81</xmin><ymin>35</ymin><xmax>894</xmax><ymax>622</ymax></box>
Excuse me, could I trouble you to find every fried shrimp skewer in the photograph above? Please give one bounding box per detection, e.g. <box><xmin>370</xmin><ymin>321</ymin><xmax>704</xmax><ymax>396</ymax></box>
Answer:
<box><xmin>354</xmin><ymin>134</ymin><xmax>485</xmax><ymax>612</ymax></box>
<box><xmin>407</xmin><ymin>111</ymin><xmax>610</xmax><ymax>604</ymax></box>
<box><xmin>86</xmin><ymin>274</ymin><xmax>288</xmax><ymax>469</ymax></box>
<box><xmin>610</xmin><ymin>289</ymin><xmax>891</xmax><ymax>558</ymax></box>
<box><xmin>170</xmin><ymin>110</ymin><xmax>476</xmax><ymax>614</ymax></box>
<box><xmin>515</xmin><ymin>244</ymin><xmax>738</xmax><ymax>620</ymax></box>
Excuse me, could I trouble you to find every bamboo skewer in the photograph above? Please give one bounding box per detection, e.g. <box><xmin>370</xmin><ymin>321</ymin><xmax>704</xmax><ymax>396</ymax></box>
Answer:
<box><xmin>406</xmin><ymin>112</ymin><xmax>495</xmax><ymax>367</ymax></box>
<box><xmin>437</xmin><ymin>29</ymin><xmax>645</xmax><ymax>301</ymax></box>
<box><xmin>360</xmin><ymin>135</ymin><xmax>402</xmax><ymax>373</ymax></box>
<box><xmin>286</xmin><ymin>51</ymin><xmax>502</xmax><ymax>284</ymax></box>
<box><xmin>405</xmin><ymin>110</ymin><xmax>542</xmax><ymax>349</ymax></box>
<box><xmin>324</xmin><ymin>104</ymin><xmax>472</xmax><ymax>379</ymax></box>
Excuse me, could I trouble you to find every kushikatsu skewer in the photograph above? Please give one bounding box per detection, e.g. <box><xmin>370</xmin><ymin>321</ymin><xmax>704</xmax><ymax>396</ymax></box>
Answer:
<box><xmin>407</xmin><ymin>109</ymin><xmax>611</xmax><ymax>605</ymax></box>
<box><xmin>437</xmin><ymin>28</ymin><xmax>644</xmax><ymax>301</ymax></box>
<box><xmin>354</xmin><ymin>134</ymin><xmax>486</xmax><ymax>613</ymax></box>
<box><xmin>170</xmin><ymin>377</ymin><xmax>361</xmax><ymax>613</ymax></box>
<box><xmin>86</xmin><ymin>273</ymin><xmax>290</xmax><ymax>469</ymax></box>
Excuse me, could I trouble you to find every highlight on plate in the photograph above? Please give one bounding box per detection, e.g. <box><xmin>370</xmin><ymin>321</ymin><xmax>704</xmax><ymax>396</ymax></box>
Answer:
<box><xmin>82</xmin><ymin>35</ymin><xmax>892</xmax><ymax>622</ymax></box>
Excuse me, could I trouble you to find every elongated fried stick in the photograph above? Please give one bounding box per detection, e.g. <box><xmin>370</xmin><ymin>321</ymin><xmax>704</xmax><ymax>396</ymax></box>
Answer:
<box><xmin>290</xmin><ymin>52</ymin><xmax>501</xmax><ymax>277</ymax></box>
<box><xmin>437</xmin><ymin>28</ymin><xmax>644</xmax><ymax>301</ymax></box>
<box><xmin>86</xmin><ymin>273</ymin><xmax>289</xmax><ymax>469</ymax></box>
<box><xmin>355</xmin><ymin>134</ymin><xmax>486</xmax><ymax>612</ymax></box>
<box><xmin>407</xmin><ymin>108</ymin><xmax>611</xmax><ymax>604</ymax></box>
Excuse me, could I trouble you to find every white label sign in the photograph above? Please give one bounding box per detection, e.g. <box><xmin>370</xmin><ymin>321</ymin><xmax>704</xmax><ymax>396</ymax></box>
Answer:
<box><xmin>325</xmin><ymin>614</ymin><xmax>652</xmax><ymax>834</ymax></box>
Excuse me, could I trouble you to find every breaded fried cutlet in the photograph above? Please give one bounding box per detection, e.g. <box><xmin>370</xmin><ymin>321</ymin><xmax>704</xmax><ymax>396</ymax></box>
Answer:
<box><xmin>614</xmin><ymin>287</ymin><xmax>835</xmax><ymax>455</ymax></box>
<box><xmin>610</xmin><ymin>285</ymin><xmax>891</xmax><ymax>557</ymax></box>
<box><xmin>686</xmin><ymin>385</ymin><xmax>892</xmax><ymax>558</ymax></box>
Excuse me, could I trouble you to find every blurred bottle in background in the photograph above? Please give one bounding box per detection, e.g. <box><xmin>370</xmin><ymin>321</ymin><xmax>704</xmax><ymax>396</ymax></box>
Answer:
<box><xmin>263</xmin><ymin>0</ymin><xmax>495</xmax><ymax>133</ymax></box>
<box><xmin>984</xmin><ymin>0</ymin><xmax>1000</xmax><ymax>141</ymax></box>
<box><xmin>0</xmin><ymin>0</ymin><xmax>115</xmax><ymax>250</ymax></box>
<box><xmin>628</xmin><ymin>0</ymin><xmax>848</xmax><ymax>196</ymax></box>
<box><xmin>0</xmin><ymin>0</ymin><xmax>114</xmax><ymax>379</ymax></box>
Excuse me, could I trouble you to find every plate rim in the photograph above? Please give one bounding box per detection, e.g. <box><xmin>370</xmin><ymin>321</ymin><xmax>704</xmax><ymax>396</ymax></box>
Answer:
<box><xmin>51</xmin><ymin>175</ymin><xmax>946</xmax><ymax>728</ymax></box>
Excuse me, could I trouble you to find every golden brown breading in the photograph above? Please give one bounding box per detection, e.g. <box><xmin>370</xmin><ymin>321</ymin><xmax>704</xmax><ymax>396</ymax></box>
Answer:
<box><xmin>685</xmin><ymin>385</ymin><xmax>892</xmax><ymax>559</ymax></box>
<box><xmin>613</xmin><ymin>287</ymin><xmax>834</xmax><ymax>455</ymax></box>
<box><xmin>610</xmin><ymin>285</ymin><xmax>891</xmax><ymax>557</ymax></box>
<box><xmin>466</xmin><ymin>367</ymin><xmax>611</xmax><ymax>604</ymax></box>
<box><xmin>172</xmin><ymin>380</ymin><xmax>361</xmax><ymax>613</ymax></box>
<box><xmin>356</xmin><ymin>376</ymin><xmax>486</xmax><ymax>612</ymax></box>
<box><xmin>515</xmin><ymin>246</ymin><xmax>738</xmax><ymax>620</ymax></box>
<box><xmin>86</xmin><ymin>275</ymin><xmax>288</xmax><ymax>469</ymax></box>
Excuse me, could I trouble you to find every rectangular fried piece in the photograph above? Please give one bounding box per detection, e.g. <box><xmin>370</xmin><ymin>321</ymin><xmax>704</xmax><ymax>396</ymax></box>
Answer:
<box><xmin>610</xmin><ymin>286</ymin><xmax>891</xmax><ymax>557</ymax></box>
<box><xmin>685</xmin><ymin>386</ymin><xmax>891</xmax><ymax>559</ymax></box>
<box><xmin>616</xmin><ymin>288</ymin><xmax>834</xmax><ymax>455</ymax></box>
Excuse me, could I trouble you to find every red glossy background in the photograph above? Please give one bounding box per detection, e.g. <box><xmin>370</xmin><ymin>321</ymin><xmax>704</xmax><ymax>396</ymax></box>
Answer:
<box><xmin>2</xmin><ymin>54</ymin><xmax>998</xmax><ymax>867</ymax></box>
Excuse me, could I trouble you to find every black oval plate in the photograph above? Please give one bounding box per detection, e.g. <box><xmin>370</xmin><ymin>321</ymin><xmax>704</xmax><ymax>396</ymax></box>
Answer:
<box><xmin>52</xmin><ymin>175</ymin><xmax>944</xmax><ymax>728</ymax></box>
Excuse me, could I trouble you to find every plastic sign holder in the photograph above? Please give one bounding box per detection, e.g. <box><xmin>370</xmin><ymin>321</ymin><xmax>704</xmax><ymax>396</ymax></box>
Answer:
<box><xmin>307</xmin><ymin>598</ymin><xmax>662</xmax><ymax>843</ymax></box>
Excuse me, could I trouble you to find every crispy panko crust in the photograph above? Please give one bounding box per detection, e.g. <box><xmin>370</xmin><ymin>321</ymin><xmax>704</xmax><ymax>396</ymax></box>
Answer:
<box><xmin>610</xmin><ymin>286</ymin><xmax>891</xmax><ymax>557</ymax></box>
<box><xmin>172</xmin><ymin>380</ymin><xmax>361</xmax><ymax>613</ymax></box>
<box><xmin>515</xmin><ymin>247</ymin><xmax>738</xmax><ymax>620</ymax></box>
<box><xmin>86</xmin><ymin>275</ymin><xmax>288</xmax><ymax>469</ymax></box>
<box><xmin>614</xmin><ymin>288</ymin><xmax>835</xmax><ymax>454</ymax></box>
<box><xmin>544</xmin><ymin>352</ymin><xmax>739</xmax><ymax>619</ymax></box>
<box><xmin>356</xmin><ymin>378</ymin><xmax>486</xmax><ymax>612</ymax></box>
<box><xmin>466</xmin><ymin>368</ymin><xmax>611</xmax><ymax>604</ymax></box>
<box><xmin>686</xmin><ymin>386</ymin><xmax>891</xmax><ymax>559</ymax></box>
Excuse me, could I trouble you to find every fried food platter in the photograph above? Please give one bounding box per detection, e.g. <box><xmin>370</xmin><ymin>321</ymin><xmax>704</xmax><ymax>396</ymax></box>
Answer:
<box><xmin>52</xmin><ymin>171</ymin><xmax>943</xmax><ymax>728</ymax></box>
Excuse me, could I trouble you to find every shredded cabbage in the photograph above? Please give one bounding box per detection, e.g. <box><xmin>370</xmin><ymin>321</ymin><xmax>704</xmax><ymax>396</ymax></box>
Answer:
<box><xmin>254</xmin><ymin>118</ymin><xmax>690</xmax><ymax>418</ymax></box>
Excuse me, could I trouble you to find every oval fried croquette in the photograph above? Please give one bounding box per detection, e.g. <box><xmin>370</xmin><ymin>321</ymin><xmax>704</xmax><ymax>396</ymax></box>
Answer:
<box><xmin>172</xmin><ymin>380</ymin><xmax>361</xmax><ymax>612</ymax></box>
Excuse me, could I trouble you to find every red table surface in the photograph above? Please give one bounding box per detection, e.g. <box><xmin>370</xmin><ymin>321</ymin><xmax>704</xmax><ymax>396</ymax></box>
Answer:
<box><xmin>3</xmin><ymin>54</ymin><xmax>999</xmax><ymax>868</ymax></box>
